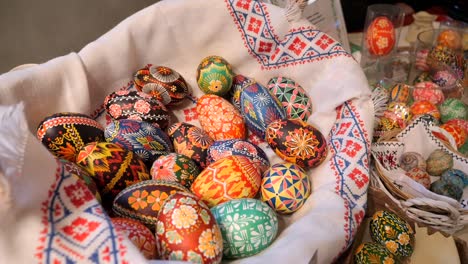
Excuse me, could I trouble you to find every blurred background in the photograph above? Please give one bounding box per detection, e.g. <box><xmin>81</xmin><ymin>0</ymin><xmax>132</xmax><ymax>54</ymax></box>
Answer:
<box><xmin>0</xmin><ymin>0</ymin><xmax>466</xmax><ymax>74</ymax></box>
<box><xmin>0</xmin><ymin>0</ymin><xmax>156</xmax><ymax>73</ymax></box>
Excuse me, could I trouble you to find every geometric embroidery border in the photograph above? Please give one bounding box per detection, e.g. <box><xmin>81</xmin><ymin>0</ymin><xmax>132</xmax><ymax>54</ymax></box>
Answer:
<box><xmin>225</xmin><ymin>0</ymin><xmax>350</xmax><ymax>70</ymax></box>
<box><xmin>36</xmin><ymin>161</ymin><xmax>128</xmax><ymax>264</ymax></box>
<box><xmin>328</xmin><ymin>100</ymin><xmax>370</xmax><ymax>255</ymax></box>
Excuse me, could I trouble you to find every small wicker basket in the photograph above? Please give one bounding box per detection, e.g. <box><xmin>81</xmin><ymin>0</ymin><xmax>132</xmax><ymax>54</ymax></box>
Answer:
<box><xmin>371</xmin><ymin>117</ymin><xmax>468</xmax><ymax>234</ymax></box>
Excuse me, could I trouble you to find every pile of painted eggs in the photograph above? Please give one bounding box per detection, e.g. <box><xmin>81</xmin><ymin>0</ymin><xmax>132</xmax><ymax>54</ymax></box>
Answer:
<box><xmin>414</xmin><ymin>28</ymin><xmax>465</xmax><ymax>96</ymax></box>
<box><xmin>399</xmin><ymin>149</ymin><xmax>468</xmax><ymax>201</ymax></box>
<box><xmin>36</xmin><ymin>56</ymin><xmax>328</xmax><ymax>262</ymax></box>
<box><xmin>376</xmin><ymin>80</ymin><xmax>468</xmax><ymax>155</ymax></box>
<box><xmin>355</xmin><ymin>210</ymin><xmax>415</xmax><ymax>263</ymax></box>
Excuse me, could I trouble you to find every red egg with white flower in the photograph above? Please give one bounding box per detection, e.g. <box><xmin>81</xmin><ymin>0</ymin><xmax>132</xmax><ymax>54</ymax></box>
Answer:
<box><xmin>366</xmin><ymin>16</ymin><xmax>396</xmax><ymax>56</ymax></box>
<box><xmin>156</xmin><ymin>192</ymin><xmax>223</xmax><ymax>263</ymax></box>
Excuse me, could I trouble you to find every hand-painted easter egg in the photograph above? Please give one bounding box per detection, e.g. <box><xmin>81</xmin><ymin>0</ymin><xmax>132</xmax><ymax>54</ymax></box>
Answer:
<box><xmin>141</xmin><ymin>82</ymin><xmax>172</xmax><ymax>106</ymax></box>
<box><xmin>133</xmin><ymin>65</ymin><xmax>152</xmax><ymax>90</ymax></box>
<box><xmin>60</xmin><ymin>159</ymin><xmax>102</xmax><ymax>202</ymax></box>
<box><xmin>437</xmin><ymin>29</ymin><xmax>463</xmax><ymax>50</ymax></box>
<box><xmin>76</xmin><ymin>142</ymin><xmax>150</xmax><ymax>208</ymax></box>
<box><xmin>399</xmin><ymin>152</ymin><xmax>426</xmax><ymax>172</ymax></box>
<box><xmin>370</xmin><ymin>210</ymin><xmax>414</xmax><ymax>258</ymax></box>
<box><xmin>36</xmin><ymin>112</ymin><xmax>104</xmax><ymax>162</ymax></box>
<box><xmin>191</xmin><ymin>155</ymin><xmax>261</xmax><ymax>208</ymax></box>
<box><xmin>432</xmin><ymin>69</ymin><xmax>457</xmax><ymax>87</ymax></box>
<box><xmin>430</xmin><ymin>179</ymin><xmax>463</xmax><ymax>201</ymax></box>
<box><xmin>230</xmin><ymin>74</ymin><xmax>254</xmax><ymax>111</ymax></box>
<box><xmin>240</xmin><ymin>82</ymin><xmax>286</xmax><ymax>139</ymax></box>
<box><xmin>105</xmin><ymin>119</ymin><xmax>173</xmax><ymax>168</ymax></box>
<box><xmin>104</xmin><ymin>90</ymin><xmax>171</xmax><ymax>129</ymax></box>
<box><xmin>426</xmin><ymin>149</ymin><xmax>453</xmax><ymax>176</ymax></box>
<box><xmin>413</xmin><ymin>71</ymin><xmax>432</xmax><ymax>85</ymax></box>
<box><xmin>197</xmin><ymin>94</ymin><xmax>246</xmax><ymax>140</ymax></box>
<box><xmin>354</xmin><ymin>242</ymin><xmax>396</xmax><ymax>264</ymax></box>
<box><xmin>366</xmin><ymin>16</ymin><xmax>395</xmax><ymax>56</ymax></box>
<box><xmin>156</xmin><ymin>192</ymin><xmax>223</xmax><ymax>263</ymax></box>
<box><xmin>442</xmin><ymin>169</ymin><xmax>468</xmax><ymax>187</ymax></box>
<box><xmin>207</xmin><ymin>139</ymin><xmax>270</xmax><ymax>174</ymax></box>
<box><xmin>133</xmin><ymin>65</ymin><xmax>184</xmax><ymax>106</ymax></box>
<box><xmin>196</xmin><ymin>55</ymin><xmax>234</xmax><ymax>96</ymax></box>
<box><xmin>445</xmin><ymin>119</ymin><xmax>468</xmax><ymax>135</ymax></box>
<box><xmin>111</xmin><ymin>217</ymin><xmax>157</xmax><ymax>259</ymax></box>
<box><xmin>266</xmin><ymin>118</ymin><xmax>328</xmax><ymax>170</ymax></box>
<box><xmin>382</xmin><ymin>102</ymin><xmax>411</xmax><ymax>129</ymax></box>
<box><xmin>151</xmin><ymin>153</ymin><xmax>200</xmax><ymax>188</ymax></box>
<box><xmin>412</xmin><ymin>81</ymin><xmax>445</xmax><ymax>105</ymax></box>
<box><xmin>113</xmin><ymin>180</ymin><xmax>189</xmax><ymax>226</ymax></box>
<box><xmin>261</xmin><ymin>163</ymin><xmax>311</xmax><ymax>214</ymax></box>
<box><xmin>142</xmin><ymin>65</ymin><xmax>189</xmax><ymax>106</ymax></box>
<box><xmin>427</xmin><ymin>45</ymin><xmax>457</xmax><ymax>67</ymax></box>
<box><xmin>167</xmin><ymin>122</ymin><xmax>214</xmax><ymax>169</ymax></box>
<box><xmin>389</xmin><ymin>83</ymin><xmax>410</xmax><ymax>103</ymax></box>
<box><xmin>415</xmin><ymin>49</ymin><xmax>430</xmax><ymax>71</ymax></box>
<box><xmin>410</xmin><ymin>100</ymin><xmax>440</xmax><ymax>121</ymax></box>
<box><xmin>211</xmin><ymin>198</ymin><xmax>278</xmax><ymax>259</ymax></box>
<box><xmin>267</xmin><ymin>76</ymin><xmax>313</xmax><ymax>122</ymax></box>
<box><xmin>405</xmin><ymin>167</ymin><xmax>431</xmax><ymax>189</ymax></box>
<box><xmin>439</xmin><ymin>123</ymin><xmax>467</xmax><ymax>148</ymax></box>
<box><xmin>439</xmin><ymin>98</ymin><xmax>468</xmax><ymax>123</ymax></box>
<box><xmin>378</xmin><ymin>116</ymin><xmax>404</xmax><ymax>132</ymax></box>
<box><xmin>388</xmin><ymin>102</ymin><xmax>412</xmax><ymax>122</ymax></box>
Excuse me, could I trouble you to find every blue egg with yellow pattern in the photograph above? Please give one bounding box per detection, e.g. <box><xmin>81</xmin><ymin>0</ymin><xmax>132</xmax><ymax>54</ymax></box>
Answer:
<box><xmin>260</xmin><ymin>163</ymin><xmax>311</xmax><ymax>214</ymax></box>
<box><xmin>105</xmin><ymin>119</ymin><xmax>173</xmax><ymax>168</ymax></box>
<box><xmin>240</xmin><ymin>82</ymin><xmax>286</xmax><ymax>139</ymax></box>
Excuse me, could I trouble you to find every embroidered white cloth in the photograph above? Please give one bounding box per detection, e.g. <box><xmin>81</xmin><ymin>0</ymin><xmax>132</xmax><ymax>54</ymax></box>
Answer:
<box><xmin>0</xmin><ymin>0</ymin><xmax>373</xmax><ymax>263</ymax></box>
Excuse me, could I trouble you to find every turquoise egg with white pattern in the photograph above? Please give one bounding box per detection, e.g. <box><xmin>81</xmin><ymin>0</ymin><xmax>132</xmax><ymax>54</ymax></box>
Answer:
<box><xmin>211</xmin><ymin>198</ymin><xmax>278</xmax><ymax>259</ymax></box>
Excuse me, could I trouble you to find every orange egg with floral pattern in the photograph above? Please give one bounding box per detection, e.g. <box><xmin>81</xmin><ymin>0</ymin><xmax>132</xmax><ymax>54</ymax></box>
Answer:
<box><xmin>366</xmin><ymin>16</ymin><xmax>396</xmax><ymax>56</ymax></box>
<box><xmin>196</xmin><ymin>94</ymin><xmax>246</xmax><ymax>140</ymax></box>
<box><xmin>112</xmin><ymin>180</ymin><xmax>190</xmax><ymax>227</ymax></box>
<box><xmin>191</xmin><ymin>155</ymin><xmax>262</xmax><ymax>208</ymax></box>
<box><xmin>156</xmin><ymin>192</ymin><xmax>223</xmax><ymax>263</ymax></box>
<box><xmin>265</xmin><ymin>118</ymin><xmax>328</xmax><ymax>170</ymax></box>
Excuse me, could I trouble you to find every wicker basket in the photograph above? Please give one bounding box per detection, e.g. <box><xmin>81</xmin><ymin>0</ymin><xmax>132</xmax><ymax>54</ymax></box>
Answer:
<box><xmin>371</xmin><ymin>116</ymin><xmax>468</xmax><ymax>234</ymax></box>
